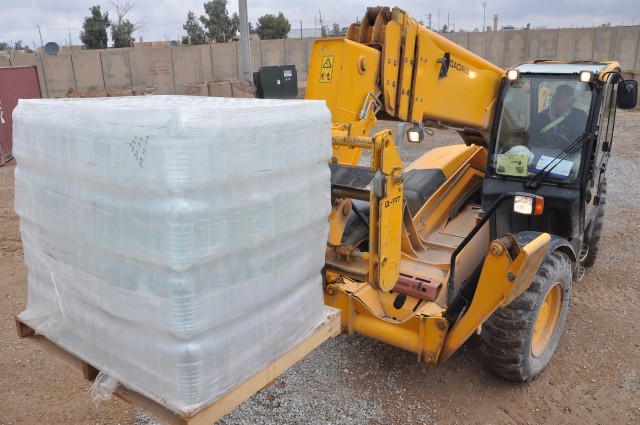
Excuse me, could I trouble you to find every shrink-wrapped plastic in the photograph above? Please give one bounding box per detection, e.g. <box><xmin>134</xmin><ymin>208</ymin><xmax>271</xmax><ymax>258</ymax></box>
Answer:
<box><xmin>13</xmin><ymin>96</ymin><xmax>332</xmax><ymax>415</ymax></box>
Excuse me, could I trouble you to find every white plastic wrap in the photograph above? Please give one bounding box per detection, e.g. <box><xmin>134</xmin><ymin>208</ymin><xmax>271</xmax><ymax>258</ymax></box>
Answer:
<box><xmin>13</xmin><ymin>96</ymin><xmax>332</xmax><ymax>415</ymax></box>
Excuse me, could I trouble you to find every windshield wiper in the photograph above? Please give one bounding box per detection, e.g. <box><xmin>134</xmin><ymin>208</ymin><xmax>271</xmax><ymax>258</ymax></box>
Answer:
<box><xmin>525</xmin><ymin>133</ymin><xmax>589</xmax><ymax>188</ymax></box>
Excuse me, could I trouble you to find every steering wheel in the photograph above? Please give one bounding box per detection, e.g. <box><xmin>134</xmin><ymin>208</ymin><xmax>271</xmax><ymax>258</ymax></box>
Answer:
<box><xmin>531</xmin><ymin>132</ymin><xmax>572</xmax><ymax>150</ymax></box>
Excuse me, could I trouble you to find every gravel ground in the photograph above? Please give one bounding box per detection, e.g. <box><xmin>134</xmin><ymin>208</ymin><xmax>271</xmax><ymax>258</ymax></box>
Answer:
<box><xmin>1</xmin><ymin>110</ymin><xmax>639</xmax><ymax>425</ymax></box>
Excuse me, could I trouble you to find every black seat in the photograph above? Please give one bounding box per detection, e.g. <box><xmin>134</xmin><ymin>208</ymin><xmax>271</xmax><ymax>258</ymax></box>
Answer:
<box><xmin>403</xmin><ymin>169</ymin><xmax>446</xmax><ymax>216</ymax></box>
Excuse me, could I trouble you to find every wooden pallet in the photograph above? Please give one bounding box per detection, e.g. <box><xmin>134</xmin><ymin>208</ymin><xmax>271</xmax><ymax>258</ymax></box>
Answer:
<box><xmin>16</xmin><ymin>307</ymin><xmax>341</xmax><ymax>425</ymax></box>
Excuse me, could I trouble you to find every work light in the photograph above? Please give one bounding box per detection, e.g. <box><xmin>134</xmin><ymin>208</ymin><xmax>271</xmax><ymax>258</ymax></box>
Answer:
<box><xmin>513</xmin><ymin>194</ymin><xmax>544</xmax><ymax>216</ymax></box>
<box><xmin>407</xmin><ymin>124</ymin><xmax>424</xmax><ymax>143</ymax></box>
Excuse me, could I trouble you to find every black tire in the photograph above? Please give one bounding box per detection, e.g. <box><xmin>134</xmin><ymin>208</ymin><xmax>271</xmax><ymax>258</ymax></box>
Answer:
<box><xmin>583</xmin><ymin>178</ymin><xmax>607</xmax><ymax>267</ymax></box>
<box><xmin>479</xmin><ymin>251</ymin><xmax>572</xmax><ymax>382</ymax></box>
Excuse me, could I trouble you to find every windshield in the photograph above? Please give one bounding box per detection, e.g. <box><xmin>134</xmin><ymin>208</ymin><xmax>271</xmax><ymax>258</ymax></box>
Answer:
<box><xmin>491</xmin><ymin>76</ymin><xmax>593</xmax><ymax>185</ymax></box>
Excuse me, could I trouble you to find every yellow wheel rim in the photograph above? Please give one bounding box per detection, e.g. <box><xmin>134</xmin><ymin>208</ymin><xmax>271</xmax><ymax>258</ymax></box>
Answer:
<box><xmin>532</xmin><ymin>283</ymin><xmax>563</xmax><ymax>357</ymax></box>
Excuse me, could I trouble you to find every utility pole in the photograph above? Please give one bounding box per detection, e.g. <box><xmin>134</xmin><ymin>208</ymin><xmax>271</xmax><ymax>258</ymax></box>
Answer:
<box><xmin>300</xmin><ymin>20</ymin><xmax>303</xmax><ymax>38</ymax></box>
<box><xmin>238</xmin><ymin>0</ymin><xmax>251</xmax><ymax>80</ymax></box>
<box><xmin>68</xmin><ymin>27</ymin><xmax>72</xmax><ymax>46</ymax></box>
<box><xmin>482</xmin><ymin>2</ymin><xmax>487</xmax><ymax>32</ymax></box>
<box><xmin>427</xmin><ymin>13</ymin><xmax>432</xmax><ymax>29</ymax></box>
<box><xmin>37</xmin><ymin>25</ymin><xmax>44</xmax><ymax>49</ymax></box>
<box><xmin>319</xmin><ymin>10</ymin><xmax>323</xmax><ymax>37</ymax></box>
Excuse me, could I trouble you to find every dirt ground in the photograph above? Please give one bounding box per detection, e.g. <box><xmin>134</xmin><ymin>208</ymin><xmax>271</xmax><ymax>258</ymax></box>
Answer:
<box><xmin>1</xmin><ymin>110</ymin><xmax>639</xmax><ymax>424</ymax></box>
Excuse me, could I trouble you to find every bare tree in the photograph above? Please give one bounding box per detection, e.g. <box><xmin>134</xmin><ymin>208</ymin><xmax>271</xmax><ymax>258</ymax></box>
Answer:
<box><xmin>110</xmin><ymin>1</ymin><xmax>146</xmax><ymax>47</ymax></box>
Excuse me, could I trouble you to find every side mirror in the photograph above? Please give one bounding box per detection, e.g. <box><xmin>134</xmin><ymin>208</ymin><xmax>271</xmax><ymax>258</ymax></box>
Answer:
<box><xmin>618</xmin><ymin>79</ymin><xmax>638</xmax><ymax>110</ymax></box>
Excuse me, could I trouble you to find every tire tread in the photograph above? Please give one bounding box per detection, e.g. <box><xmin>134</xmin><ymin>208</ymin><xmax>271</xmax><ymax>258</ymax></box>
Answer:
<box><xmin>479</xmin><ymin>251</ymin><xmax>572</xmax><ymax>382</ymax></box>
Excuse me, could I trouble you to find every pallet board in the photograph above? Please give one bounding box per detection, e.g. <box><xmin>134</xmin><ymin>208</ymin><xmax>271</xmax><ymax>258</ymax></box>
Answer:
<box><xmin>16</xmin><ymin>307</ymin><xmax>341</xmax><ymax>424</ymax></box>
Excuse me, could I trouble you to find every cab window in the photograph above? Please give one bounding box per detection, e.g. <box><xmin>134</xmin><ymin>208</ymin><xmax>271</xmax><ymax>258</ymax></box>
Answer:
<box><xmin>491</xmin><ymin>76</ymin><xmax>593</xmax><ymax>185</ymax></box>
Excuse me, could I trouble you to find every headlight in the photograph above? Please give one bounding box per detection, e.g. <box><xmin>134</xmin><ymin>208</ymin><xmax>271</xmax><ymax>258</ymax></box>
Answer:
<box><xmin>514</xmin><ymin>194</ymin><xmax>544</xmax><ymax>216</ymax></box>
<box><xmin>407</xmin><ymin>124</ymin><xmax>424</xmax><ymax>143</ymax></box>
<box><xmin>579</xmin><ymin>70</ymin><xmax>594</xmax><ymax>83</ymax></box>
<box><xmin>507</xmin><ymin>69</ymin><xmax>520</xmax><ymax>81</ymax></box>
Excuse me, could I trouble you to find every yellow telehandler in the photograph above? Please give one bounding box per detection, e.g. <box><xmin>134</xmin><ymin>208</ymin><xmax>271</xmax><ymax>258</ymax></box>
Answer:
<box><xmin>306</xmin><ymin>6</ymin><xmax>638</xmax><ymax>381</ymax></box>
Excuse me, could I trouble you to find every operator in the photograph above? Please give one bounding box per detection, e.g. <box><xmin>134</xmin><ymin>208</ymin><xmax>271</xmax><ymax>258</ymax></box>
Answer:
<box><xmin>504</xmin><ymin>84</ymin><xmax>587</xmax><ymax>181</ymax></box>
<box><xmin>529</xmin><ymin>84</ymin><xmax>587</xmax><ymax>143</ymax></box>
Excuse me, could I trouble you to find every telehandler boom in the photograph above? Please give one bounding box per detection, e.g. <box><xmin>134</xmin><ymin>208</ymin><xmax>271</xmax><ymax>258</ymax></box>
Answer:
<box><xmin>306</xmin><ymin>6</ymin><xmax>638</xmax><ymax>380</ymax></box>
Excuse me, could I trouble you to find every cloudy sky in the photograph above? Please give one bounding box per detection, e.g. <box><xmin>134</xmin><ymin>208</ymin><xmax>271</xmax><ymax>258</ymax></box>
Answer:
<box><xmin>1</xmin><ymin>0</ymin><xmax>638</xmax><ymax>48</ymax></box>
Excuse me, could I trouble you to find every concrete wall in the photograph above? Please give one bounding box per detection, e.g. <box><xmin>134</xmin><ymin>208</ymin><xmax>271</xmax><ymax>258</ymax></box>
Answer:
<box><xmin>614</xmin><ymin>26</ymin><xmax>640</xmax><ymax>70</ymax></box>
<box><xmin>212</xmin><ymin>43</ymin><xmax>238</xmax><ymax>81</ymax></box>
<box><xmin>484</xmin><ymin>31</ymin><xmax>505</xmax><ymax>67</ymax></box>
<box><xmin>2</xmin><ymin>39</ymin><xmax>317</xmax><ymax>98</ymax></box>
<box><xmin>2</xmin><ymin>25</ymin><xmax>639</xmax><ymax>98</ymax></box>
<box><xmin>444</xmin><ymin>25</ymin><xmax>640</xmax><ymax>70</ymax></box>
<box><xmin>129</xmin><ymin>47</ymin><xmax>174</xmax><ymax>94</ymax></box>
<box><xmin>285</xmin><ymin>39</ymin><xmax>309</xmax><ymax>81</ymax></box>
<box><xmin>41</xmin><ymin>55</ymin><xmax>76</xmax><ymax>97</ymax></box>
<box><xmin>171</xmin><ymin>47</ymin><xmax>203</xmax><ymax>94</ymax></box>
<box><xmin>72</xmin><ymin>51</ymin><xmax>104</xmax><ymax>91</ymax></box>
<box><xmin>505</xmin><ymin>30</ymin><xmax>527</xmax><ymax>66</ymax></box>
<box><xmin>101</xmin><ymin>50</ymin><xmax>132</xmax><ymax>87</ymax></box>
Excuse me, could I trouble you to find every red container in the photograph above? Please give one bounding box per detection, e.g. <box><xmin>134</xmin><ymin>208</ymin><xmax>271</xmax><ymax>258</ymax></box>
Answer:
<box><xmin>0</xmin><ymin>66</ymin><xmax>42</xmax><ymax>164</ymax></box>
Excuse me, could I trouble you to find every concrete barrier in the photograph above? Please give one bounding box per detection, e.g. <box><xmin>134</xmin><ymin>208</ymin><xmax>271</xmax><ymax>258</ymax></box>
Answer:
<box><xmin>484</xmin><ymin>32</ymin><xmax>505</xmax><ymax>67</ymax></box>
<box><xmin>468</xmin><ymin>33</ymin><xmax>485</xmax><ymax>57</ymax></box>
<box><xmin>527</xmin><ymin>29</ymin><xmax>558</xmax><ymax>61</ymax></box>
<box><xmin>41</xmin><ymin>55</ymin><xmax>76</xmax><ymax>98</ymax></box>
<box><xmin>212</xmin><ymin>43</ymin><xmax>237</xmax><ymax>81</ymax></box>
<box><xmin>199</xmin><ymin>45</ymin><xmax>214</xmax><ymax>82</ymax></box>
<box><xmin>614</xmin><ymin>27</ymin><xmax>640</xmax><ymax>70</ymax></box>
<box><xmin>445</xmin><ymin>25</ymin><xmax>640</xmax><ymax>69</ymax></box>
<box><xmin>448</xmin><ymin>33</ymin><xmax>468</xmax><ymax>50</ymax></box>
<box><xmin>284</xmin><ymin>39</ymin><xmax>309</xmax><ymax>81</ymax></box>
<box><xmin>2</xmin><ymin>26</ymin><xmax>638</xmax><ymax>99</ymax></box>
<box><xmin>574</xmin><ymin>28</ymin><xmax>596</xmax><ymax>61</ymax></box>
<box><xmin>101</xmin><ymin>49</ymin><xmax>133</xmax><ymax>88</ymax></box>
<box><xmin>250</xmin><ymin>40</ymin><xmax>262</xmax><ymax>73</ymax></box>
<box><xmin>504</xmin><ymin>31</ymin><xmax>527</xmax><ymax>67</ymax></box>
<box><xmin>129</xmin><ymin>47</ymin><xmax>174</xmax><ymax>94</ymax></box>
<box><xmin>556</xmin><ymin>29</ymin><xmax>577</xmax><ymax>62</ymax></box>
<box><xmin>261</xmin><ymin>39</ymin><xmax>286</xmax><ymax>68</ymax></box>
<box><xmin>171</xmin><ymin>47</ymin><xmax>203</xmax><ymax>94</ymax></box>
<box><xmin>72</xmin><ymin>51</ymin><xmax>104</xmax><ymax>91</ymax></box>
<box><xmin>594</xmin><ymin>27</ymin><xmax>616</xmax><ymax>62</ymax></box>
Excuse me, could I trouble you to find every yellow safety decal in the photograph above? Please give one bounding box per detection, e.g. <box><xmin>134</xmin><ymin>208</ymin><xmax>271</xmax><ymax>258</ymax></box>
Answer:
<box><xmin>320</xmin><ymin>55</ymin><xmax>334</xmax><ymax>83</ymax></box>
<box><xmin>496</xmin><ymin>154</ymin><xmax>529</xmax><ymax>177</ymax></box>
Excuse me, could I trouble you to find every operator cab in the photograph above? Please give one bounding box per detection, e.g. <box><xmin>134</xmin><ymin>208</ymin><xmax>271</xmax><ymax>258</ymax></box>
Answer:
<box><xmin>483</xmin><ymin>61</ymin><xmax>637</xmax><ymax>252</ymax></box>
<box><xmin>490</xmin><ymin>63</ymin><xmax>606</xmax><ymax>186</ymax></box>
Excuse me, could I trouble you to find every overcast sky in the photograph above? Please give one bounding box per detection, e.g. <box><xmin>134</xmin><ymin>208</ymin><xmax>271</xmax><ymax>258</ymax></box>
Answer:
<box><xmin>1</xmin><ymin>0</ymin><xmax>639</xmax><ymax>48</ymax></box>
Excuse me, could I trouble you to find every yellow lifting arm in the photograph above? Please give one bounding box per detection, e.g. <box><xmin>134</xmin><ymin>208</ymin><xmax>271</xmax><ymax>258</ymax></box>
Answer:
<box><xmin>306</xmin><ymin>6</ymin><xmax>504</xmax><ymax>163</ymax></box>
<box><xmin>325</xmin><ymin>130</ymin><xmax>404</xmax><ymax>292</ymax></box>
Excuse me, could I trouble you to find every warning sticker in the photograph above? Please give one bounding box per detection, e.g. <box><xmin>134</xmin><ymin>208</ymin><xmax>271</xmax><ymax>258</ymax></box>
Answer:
<box><xmin>496</xmin><ymin>154</ymin><xmax>528</xmax><ymax>177</ymax></box>
<box><xmin>320</xmin><ymin>55</ymin><xmax>334</xmax><ymax>83</ymax></box>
